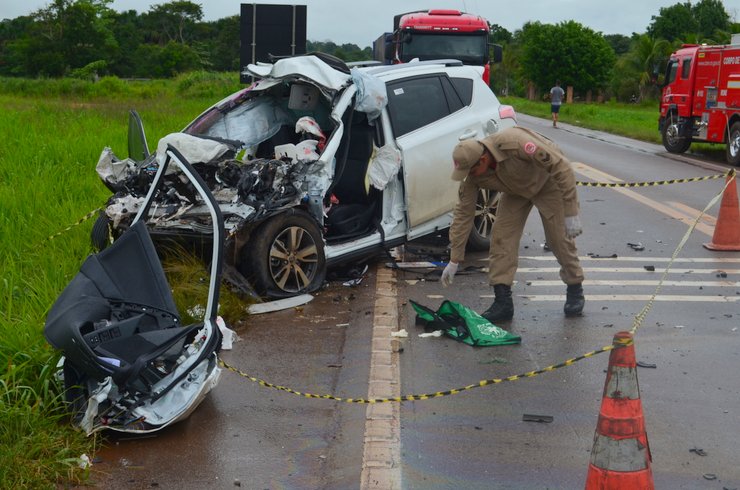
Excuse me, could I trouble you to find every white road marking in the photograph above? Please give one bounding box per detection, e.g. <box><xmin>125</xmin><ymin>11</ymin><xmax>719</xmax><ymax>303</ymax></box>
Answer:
<box><xmin>517</xmin><ymin>267</ymin><xmax>740</xmax><ymax>274</ymax></box>
<box><xmin>515</xmin><ymin>256</ymin><xmax>740</xmax><ymax>263</ymax></box>
<box><xmin>510</xmin><ymin>294</ymin><xmax>740</xmax><ymax>302</ymax></box>
<box><xmin>361</xmin><ymin>267</ymin><xmax>401</xmax><ymax>489</ymax></box>
<box><xmin>526</xmin><ymin>280</ymin><xmax>739</xmax><ymax>287</ymax></box>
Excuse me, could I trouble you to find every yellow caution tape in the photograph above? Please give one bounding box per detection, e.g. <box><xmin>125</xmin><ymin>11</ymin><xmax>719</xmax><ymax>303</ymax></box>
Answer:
<box><xmin>219</xmin><ymin>341</ymin><xmax>627</xmax><ymax>403</ymax></box>
<box><xmin>47</xmin><ymin>207</ymin><xmax>102</xmax><ymax>241</ymax></box>
<box><xmin>576</xmin><ymin>170</ymin><xmax>731</xmax><ymax>188</ymax></box>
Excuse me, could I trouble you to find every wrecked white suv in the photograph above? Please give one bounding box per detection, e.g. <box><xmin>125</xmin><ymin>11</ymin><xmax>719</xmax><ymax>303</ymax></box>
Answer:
<box><xmin>94</xmin><ymin>53</ymin><xmax>516</xmax><ymax>297</ymax></box>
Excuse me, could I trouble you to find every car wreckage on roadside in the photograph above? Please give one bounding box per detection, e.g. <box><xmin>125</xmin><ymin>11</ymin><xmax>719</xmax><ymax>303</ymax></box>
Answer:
<box><xmin>94</xmin><ymin>53</ymin><xmax>517</xmax><ymax>298</ymax></box>
<box><xmin>46</xmin><ymin>146</ymin><xmax>226</xmax><ymax>434</ymax></box>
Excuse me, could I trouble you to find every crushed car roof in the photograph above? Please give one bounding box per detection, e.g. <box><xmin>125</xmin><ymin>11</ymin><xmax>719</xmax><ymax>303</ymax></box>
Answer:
<box><xmin>244</xmin><ymin>54</ymin><xmax>352</xmax><ymax>92</ymax></box>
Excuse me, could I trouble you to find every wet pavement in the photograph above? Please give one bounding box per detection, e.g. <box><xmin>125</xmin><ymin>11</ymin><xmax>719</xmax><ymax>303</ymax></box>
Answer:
<box><xmin>88</xmin><ymin>117</ymin><xmax>740</xmax><ymax>489</ymax></box>
<box><xmin>91</xmin><ymin>276</ymin><xmax>378</xmax><ymax>489</ymax></box>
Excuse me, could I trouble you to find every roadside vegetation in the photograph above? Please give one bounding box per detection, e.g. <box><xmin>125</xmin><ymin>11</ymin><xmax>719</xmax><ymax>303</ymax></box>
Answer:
<box><xmin>1</xmin><ymin>0</ymin><xmax>737</xmax><ymax>486</ymax></box>
<box><xmin>0</xmin><ymin>73</ymin><xmax>246</xmax><ymax>487</ymax></box>
<box><xmin>0</xmin><ymin>72</ymin><xmax>679</xmax><ymax>487</ymax></box>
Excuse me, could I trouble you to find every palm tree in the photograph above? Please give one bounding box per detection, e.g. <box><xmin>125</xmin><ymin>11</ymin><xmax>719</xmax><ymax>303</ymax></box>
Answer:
<box><xmin>623</xmin><ymin>34</ymin><xmax>672</xmax><ymax>101</ymax></box>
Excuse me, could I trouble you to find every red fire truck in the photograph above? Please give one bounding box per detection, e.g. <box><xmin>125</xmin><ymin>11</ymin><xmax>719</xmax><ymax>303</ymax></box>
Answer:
<box><xmin>659</xmin><ymin>39</ymin><xmax>740</xmax><ymax>165</ymax></box>
<box><xmin>373</xmin><ymin>9</ymin><xmax>501</xmax><ymax>84</ymax></box>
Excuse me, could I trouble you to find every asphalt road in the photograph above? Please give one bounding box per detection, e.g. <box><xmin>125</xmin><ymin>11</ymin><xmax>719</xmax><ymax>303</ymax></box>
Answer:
<box><xmin>90</xmin><ymin>116</ymin><xmax>740</xmax><ymax>489</ymax></box>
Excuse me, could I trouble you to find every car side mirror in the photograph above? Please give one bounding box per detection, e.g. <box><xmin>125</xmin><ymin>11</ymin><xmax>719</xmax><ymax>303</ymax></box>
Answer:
<box><xmin>128</xmin><ymin>110</ymin><xmax>150</xmax><ymax>162</ymax></box>
<box><xmin>490</xmin><ymin>44</ymin><xmax>503</xmax><ymax>64</ymax></box>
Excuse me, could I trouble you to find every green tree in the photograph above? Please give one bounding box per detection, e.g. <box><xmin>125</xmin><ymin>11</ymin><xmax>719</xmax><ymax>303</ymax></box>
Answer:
<box><xmin>647</xmin><ymin>2</ymin><xmax>696</xmax><ymax>41</ymax></box>
<box><xmin>107</xmin><ymin>9</ymin><xmax>144</xmax><ymax>77</ymax></box>
<box><xmin>517</xmin><ymin>21</ymin><xmax>616</xmax><ymax>96</ymax></box>
<box><xmin>145</xmin><ymin>1</ymin><xmax>203</xmax><ymax>44</ymax></box>
<box><xmin>196</xmin><ymin>15</ymin><xmax>240</xmax><ymax>71</ymax></box>
<box><xmin>604</xmin><ymin>34</ymin><xmax>632</xmax><ymax>56</ymax></box>
<box><xmin>611</xmin><ymin>34</ymin><xmax>671</xmax><ymax>101</ymax></box>
<box><xmin>0</xmin><ymin>16</ymin><xmax>35</xmax><ymax>76</ymax></box>
<box><xmin>17</xmin><ymin>0</ymin><xmax>118</xmax><ymax>76</ymax></box>
<box><xmin>692</xmin><ymin>0</ymin><xmax>730</xmax><ymax>39</ymax></box>
<box><xmin>489</xmin><ymin>24</ymin><xmax>512</xmax><ymax>44</ymax></box>
<box><xmin>647</xmin><ymin>0</ymin><xmax>730</xmax><ymax>43</ymax></box>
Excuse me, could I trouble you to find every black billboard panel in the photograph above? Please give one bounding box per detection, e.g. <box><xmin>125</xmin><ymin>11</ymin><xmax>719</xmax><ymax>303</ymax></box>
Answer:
<box><xmin>240</xmin><ymin>4</ymin><xmax>307</xmax><ymax>83</ymax></box>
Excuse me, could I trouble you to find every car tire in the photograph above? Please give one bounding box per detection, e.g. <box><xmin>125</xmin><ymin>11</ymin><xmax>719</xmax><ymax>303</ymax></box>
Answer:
<box><xmin>62</xmin><ymin>361</ymin><xmax>91</xmax><ymax>424</ymax></box>
<box><xmin>91</xmin><ymin>212</ymin><xmax>112</xmax><ymax>251</ymax></box>
<box><xmin>662</xmin><ymin>112</ymin><xmax>691</xmax><ymax>154</ymax></box>
<box><xmin>466</xmin><ymin>189</ymin><xmax>499</xmax><ymax>252</ymax></box>
<box><xmin>725</xmin><ymin>121</ymin><xmax>740</xmax><ymax>166</ymax></box>
<box><xmin>242</xmin><ymin>209</ymin><xmax>326</xmax><ymax>297</ymax></box>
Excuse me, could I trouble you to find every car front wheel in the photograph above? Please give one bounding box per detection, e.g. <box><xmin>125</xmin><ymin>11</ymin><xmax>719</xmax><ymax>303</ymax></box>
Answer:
<box><xmin>242</xmin><ymin>210</ymin><xmax>326</xmax><ymax>297</ymax></box>
<box><xmin>466</xmin><ymin>189</ymin><xmax>499</xmax><ymax>251</ymax></box>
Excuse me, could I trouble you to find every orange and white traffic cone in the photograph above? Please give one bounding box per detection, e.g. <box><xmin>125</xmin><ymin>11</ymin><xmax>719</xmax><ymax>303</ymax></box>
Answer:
<box><xmin>585</xmin><ymin>331</ymin><xmax>654</xmax><ymax>490</ymax></box>
<box><xmin>704</xmin><ymin>170</ymin><xmax>740</xmax><ymax>251</ymax></box>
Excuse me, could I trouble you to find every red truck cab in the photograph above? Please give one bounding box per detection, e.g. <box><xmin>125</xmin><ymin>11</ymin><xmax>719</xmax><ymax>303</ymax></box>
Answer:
<box><xmin>659</xmin><ymin>41</ymin><xmax>740</xmax><ymax>165</ymax></box>
<box><xmin>374</xmin><ymin>9</ymin><xmax>500</xmax><ymax>84</ymax></box>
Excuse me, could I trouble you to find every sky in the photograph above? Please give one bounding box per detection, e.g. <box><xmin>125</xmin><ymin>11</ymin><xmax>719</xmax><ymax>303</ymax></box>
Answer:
<box><xmin>3</xmin><ymin>0</ymin><xmax>740</xmax><ymax>47</ymax></box>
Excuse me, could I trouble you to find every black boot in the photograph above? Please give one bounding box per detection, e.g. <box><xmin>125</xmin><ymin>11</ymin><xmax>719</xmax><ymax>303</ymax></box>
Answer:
<box><xmin>482</xmin><ymin>284</ymin><xmax>514</xmax><ymax>322</ymax></box>
<box><xmin>564</xmin><ymin>284</ymin><xmax>585</xmax><ymax>317</ymax></box>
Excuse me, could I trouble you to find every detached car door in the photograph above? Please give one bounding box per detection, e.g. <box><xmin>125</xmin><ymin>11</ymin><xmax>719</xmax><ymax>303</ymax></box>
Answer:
<box><xmin>386</xmin><ymin>72</ymin><xmax>494</xmax><ymax>239</ymax></box>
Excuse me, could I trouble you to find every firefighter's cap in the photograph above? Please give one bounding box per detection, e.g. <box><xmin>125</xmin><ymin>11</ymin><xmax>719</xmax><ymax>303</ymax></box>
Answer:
<box><xmin>451</xmin><ymin>139</ymin><xmax>485</xmax><ymax>181</ymax></box>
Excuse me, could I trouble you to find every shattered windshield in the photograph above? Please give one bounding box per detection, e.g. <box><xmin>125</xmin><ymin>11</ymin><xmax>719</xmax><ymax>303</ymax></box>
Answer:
<box><xmin>184</xmin><ymin>82</ymin><xmax>334</xmax><ymax>159</ymax></box>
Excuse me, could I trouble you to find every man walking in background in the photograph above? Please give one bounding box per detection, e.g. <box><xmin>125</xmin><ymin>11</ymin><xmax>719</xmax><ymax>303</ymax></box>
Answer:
<box><xmin>550</xmin><ymin>81</ymin><xmax>565</xmax><ymax>127</ymax></box>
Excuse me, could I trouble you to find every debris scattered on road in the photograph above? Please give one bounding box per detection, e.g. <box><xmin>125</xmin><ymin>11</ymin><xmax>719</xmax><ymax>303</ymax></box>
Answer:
<box><xmin>386</xmin><ymin>261</ymin><xmax>447</xmax><ymax>269</ymax></box>
<box><xmin>636</xmin><ymin>361</ymin><xmax>657</xmax><ymax>368</ymax></box>
<box><xmin>341</xmin><ymin>264</ymin><xmax>369</xmax><ymax>287</ymax></box>
<box><xmin>644</xmin><ymin>265</ymin><xmax>655</xmax><ymax>271</ymax></box>
<box><xmin>391</xmin><ymin>329</ymin><xmax>409</xmax><ymax>338</ymax></box>
<box><xmin>77</xmin><ymin>454</ymin><xmax>91</xmax><ymax>469</ymax></box>
<box><xmin>522</xmin><ymin>414</ymin><xmax>554</xmax><ymax>423</ymax></box>
<box><xmin>587</xmin><ymin>253</ymin><xmax>618</xmax><ymax>258</ymax></box>
<box><xmin>702</xmin><ymin>473</ymin><xmax>717</xmax><ymax>480</ymax></box>
<box><xmin>479</xmin><ymin>357</ymin><xmax>508</xmax><ymax>365</ymax></box>
<box><xmin>627</xmin><ymin>242</ymin><xmax>645</xmax><ymax>251</ymax></box>
<box><xmin>419</xmin><ymin>330</ymin><xmax>443</xmax><ymax>338</ymax></box>
<box><xmin>343</xmin><ymin>277</ymin><xmax>363</xmax><ymax>287</ymax></box>
<box><xmin>248</xmin><ymin>293</ymin><xmax>314</xmax><ymax>314</ymax></box>
<box><xmin>689</xmin><ymin>447</ymin><xmax>707</xmax><ymax>456</ymax></box>
<box><xmin>217</xmin><ymin>316</ymin><xmax>238</xmax><ymax>350</ymax></box>
<box><xmin>675</xmin><ymin>325</ymin><xmax>685</xmax><ymax>329</ymax></box>
<box><xmin>716</xmin><ymin>271</ymin><xmax>728</xmax><ymax>278</ymax></box>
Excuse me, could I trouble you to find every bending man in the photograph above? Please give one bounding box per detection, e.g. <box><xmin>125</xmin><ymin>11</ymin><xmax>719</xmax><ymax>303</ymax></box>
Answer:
<box><xmin>441</xmin><ymin>126</ymin><xmax>585</xmax><ymax>322</ymax></box>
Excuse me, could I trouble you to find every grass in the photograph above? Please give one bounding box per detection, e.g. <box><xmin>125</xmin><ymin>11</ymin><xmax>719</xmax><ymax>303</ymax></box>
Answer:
<box><xmin>0</xmin><ymin>75</ymin><xmax>713</xmax><ymax>488</ymax></box>
<box><xmin>499</xmin><ymin>96</ymin><xmax>726</xmax><ymax>159</ymax></box>
<box><xmin>0</xmin><ymin>74</ymin><xmax>246</xmax><ymax>487</ymax></box>
<box><xmin>500</xmin><ymin>96</ymin><xmax>662</xmax><ymax>143</ymax></box>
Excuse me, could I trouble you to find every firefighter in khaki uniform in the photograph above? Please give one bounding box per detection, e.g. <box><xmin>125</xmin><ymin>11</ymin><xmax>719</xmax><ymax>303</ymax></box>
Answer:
<box><xmin>441</xmin><ymin>126</ymin><xmax>585</xmax><ymax>321</ymax></box>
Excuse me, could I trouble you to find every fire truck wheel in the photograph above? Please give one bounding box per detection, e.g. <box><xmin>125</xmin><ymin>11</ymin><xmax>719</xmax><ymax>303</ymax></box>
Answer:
<box><xmin>662</xmin><ymin>112</ymin><xmax>691</xmax><ymax>154</ymax></box>
<box><xmin>726</xmin><ymin>122</ymin><xmax>740</xmax><ymax>166</ymax></box>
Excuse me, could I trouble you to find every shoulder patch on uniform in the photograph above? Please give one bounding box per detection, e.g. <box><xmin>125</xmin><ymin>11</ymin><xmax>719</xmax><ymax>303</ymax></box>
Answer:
<box><xmin>523</xmin><ymin>141</ymin><xmax>537</xmax><ymax>155</ymax></box>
